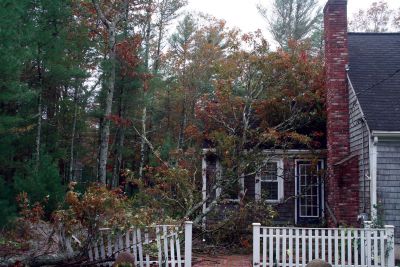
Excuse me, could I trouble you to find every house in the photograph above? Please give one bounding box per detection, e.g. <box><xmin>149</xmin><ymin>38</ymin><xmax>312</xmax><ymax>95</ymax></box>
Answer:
<box><xmin>324</xmin><ymin>0</ymin><xmax>400</xmax><ymax>257</ymax></box>
<box><xmin>202</xmin><ymin>0</ymin><xmax>400</xmax><ymax>256</ymax></box>
<box><xmin>201</xmin><ymin>148</ymin><xmax>327</xmax><ymax>226</ymax></box>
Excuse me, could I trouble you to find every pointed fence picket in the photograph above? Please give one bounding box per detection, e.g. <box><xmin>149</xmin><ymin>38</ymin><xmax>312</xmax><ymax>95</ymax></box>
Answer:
<box><xmin>87</xmin><ymin>221</ymin><xmax>192</xmax><ymax>267</ymax></box>
<box><xmin>252</xmin><ymin>223</ymin><xmax>395</xmax><ymax>267</ymax></box>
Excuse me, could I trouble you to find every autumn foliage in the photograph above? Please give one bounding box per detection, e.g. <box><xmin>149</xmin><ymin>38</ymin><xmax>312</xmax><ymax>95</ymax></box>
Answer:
<box><xmin>54</xmin><ymin>183</ymin><xmax>133</xmax><ymax>234</ymax></box>
<box><xmin>0</xmin><ymin>1</ymin><xmax>329</xmax><ymax>261</ymax></box>
<box><xmin>195</xmin><ymin>39</ymin><xmax>325</xmax><ymax>150</ymax></box>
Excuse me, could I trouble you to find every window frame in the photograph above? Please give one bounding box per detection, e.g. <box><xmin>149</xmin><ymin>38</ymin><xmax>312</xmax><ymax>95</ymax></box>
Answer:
<box><xmin>295</xmin><ymin>159</ymin><xmax>325</xmax><ymax>224</ymax></box>
<box><xmin>255</xmin><ymin>159</ymin><xmax>284</xmax><ymax>203</ymax></box>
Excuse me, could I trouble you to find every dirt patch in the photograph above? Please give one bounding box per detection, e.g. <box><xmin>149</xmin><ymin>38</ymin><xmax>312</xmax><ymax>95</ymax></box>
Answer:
<box><xmin>193</xmin><ymin>254</ymin><xmax>252</xmax><ymax>267</ymax></box>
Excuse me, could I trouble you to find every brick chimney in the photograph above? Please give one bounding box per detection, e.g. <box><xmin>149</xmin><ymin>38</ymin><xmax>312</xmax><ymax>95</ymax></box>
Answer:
<box><xmin>324</xmin><ymin>0</ymin><xmax>359</xmax><ymax>226</ymax></box>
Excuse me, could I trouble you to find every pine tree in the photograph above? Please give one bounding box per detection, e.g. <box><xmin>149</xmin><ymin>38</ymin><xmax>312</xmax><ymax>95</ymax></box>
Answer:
<box><xmin>0</xmin><ymin>0</ymin><xmax>93</xmax><ymax>224</ymax></box>
<box><xmin>257</xmin><ymin>0</ymin><xmax>322</xmax><ymax>48</ymax></box>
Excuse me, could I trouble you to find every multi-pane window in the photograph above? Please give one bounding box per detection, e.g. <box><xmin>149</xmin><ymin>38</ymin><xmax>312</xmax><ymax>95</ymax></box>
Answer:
<box><xmin>261</xmin><ymin>163</ymin><xmax>279</xmax><ymax>200</ymax></box>
<box><xmin>297</xmin><ymin>161</ymin><xmax>322</xmax><ymax>218</ymax></box>
<box><xmin>256</xmin><ymin>160</ymin><xmax>284</xmax><ymax>202</ymax></box>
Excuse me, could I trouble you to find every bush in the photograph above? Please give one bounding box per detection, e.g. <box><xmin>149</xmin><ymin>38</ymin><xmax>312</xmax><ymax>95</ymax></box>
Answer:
<box><xmin>13</xmin><ymin>154</ymin><xmax>65</xmax><ymax>217</ymax></box>
<box><xmin>0</xmin><ymin>177</ymin><xmax>16</xmax><ymax>227</ymax></box>
<box><xmin>205</xmin><ymin>199</ymin><xmax>277</xmax><ymax>250</ymax></box>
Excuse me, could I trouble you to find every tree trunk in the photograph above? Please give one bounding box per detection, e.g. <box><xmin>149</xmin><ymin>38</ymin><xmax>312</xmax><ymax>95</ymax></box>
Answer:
<box><xmin>111</xmin><ymin>127</ymin><xmax>125</xmax><ymax>188</ymax></box>
<box><xmin>177</xmin><ymin>57</ymin><xmax>188</xmax><ymax>150</ymax></box>
<box><xmin>98</xmin><ymin>24</ymin><xmax>117</xmax><ymax>184</ymax></box>
<box><xmin>166</xmin><ymin>88</ymin><xmax>171</xmax><ymax>132</ymax></box>
<box><xmin>111</xmin><ymin>86</ymin><xmax>126</xmax><ymax>188</ymax></box>
<box><xmin>139</xmin><ymin>106</ymin><xmax>147</xmax><ymax>179</ymax></box>
<box><xmin>138</xmin><ymin>2</ymin><xmax>152</xmax><ymax>179</ymax></box>
<box><xmin>153</xmin><ymin>23</ymin><xmax>163</xmax><ymax>74</ymax></box>
<box><xmin>144</xmin><ymin>1</ymin><xmax>152</xmax><ymax>71</ymax></box>
<box><xmin>35</xmin><ymin>48</ymin><xmax>43</xmax><ymax>173</ymax></box>
<box><xmin>177</xmin><ymin>101</ymin><xmax>187</xmax><ymax>149</ymax></box>
<box><xmin>69</xmin><ymin>86</ymin><xmax>79</xmax><ymax>182</ymax></box>
<box><xmin>0</xmin><ymin>252</ymin><xmax>85</xmax><ymax>267</ymax></box>
<box><xmin>35</xmin><ymin>93</ymin><xmax>42</xmax><ymax>172</ymax></box>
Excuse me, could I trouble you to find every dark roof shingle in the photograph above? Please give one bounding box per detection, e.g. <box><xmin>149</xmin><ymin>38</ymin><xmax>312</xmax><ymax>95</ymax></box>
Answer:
<box><xmin>348</xmin><ymin>32</ymin><xmax>400</xmax><ymax>131</ymax></box>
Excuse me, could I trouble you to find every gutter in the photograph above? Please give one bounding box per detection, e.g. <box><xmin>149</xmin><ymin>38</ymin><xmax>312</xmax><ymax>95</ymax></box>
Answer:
<box><xmin>371</xmin><ymin>131</ymin><xmax>400</xmax><ymax>138</ymax></box>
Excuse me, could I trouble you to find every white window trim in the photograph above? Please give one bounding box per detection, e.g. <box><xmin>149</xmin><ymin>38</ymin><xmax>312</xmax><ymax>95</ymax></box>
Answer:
<box><xmin>255</xmin><ymin>159</ymin><xmax>284</xmax><ymax>203</ymax></box>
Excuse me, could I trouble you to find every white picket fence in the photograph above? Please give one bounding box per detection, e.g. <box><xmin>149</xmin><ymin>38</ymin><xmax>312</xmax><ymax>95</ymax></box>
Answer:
<box><xmin>87</xmin><ymin>221</ymin><xmax>192</xmax><ymax>266</ymax></box>
<box><xmin>252</xmin><ymin>223</ymin><xmax>395</xmax><ymax>267</ymax></box>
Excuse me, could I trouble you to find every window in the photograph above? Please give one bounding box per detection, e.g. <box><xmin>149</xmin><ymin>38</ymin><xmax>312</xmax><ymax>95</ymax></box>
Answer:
<box><xmin>203</xmin><ymin>154</ymin><xmax>243</xmax><ymax>205</ymax></box>
<box><xmin>295</xmin><ymin>159</ymin><xmax>324</xmax><ymax>224</ymax></box>
<box><xmin>255</xmin><ymin>159</ymin><xmax>284</xmax><ymax>202</ymax></box>
<box><xmin>261</xmin><ymin>163</ymin><xmax>279</xmax><ymax>200</ymax></box>
<box><xmin>298</xmin><ymin>163</ymin><xmax>320</xmax><ymax>217</ymax></box>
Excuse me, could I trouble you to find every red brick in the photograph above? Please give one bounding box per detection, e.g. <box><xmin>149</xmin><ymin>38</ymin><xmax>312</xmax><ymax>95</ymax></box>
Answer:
<box><xmin>324</xmin><ymin>0</ymin><xmax>359</xmax><ymax>227</ymax></box>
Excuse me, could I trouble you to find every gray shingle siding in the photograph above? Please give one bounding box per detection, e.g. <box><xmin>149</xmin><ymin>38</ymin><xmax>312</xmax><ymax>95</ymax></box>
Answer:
<box><xmin>376</xmin><ymin>141</ymin><xmax>400</xmax><ymax>243</ymax></box>
<box><xmin>348</xmin><ymin>81</ymin><xmax>370</xmax><ymax>215</ymax></box>
<box><xmin>347</xmin><ymin>33</ymin><xmax>400</xmax><ymax>244</ymax></box>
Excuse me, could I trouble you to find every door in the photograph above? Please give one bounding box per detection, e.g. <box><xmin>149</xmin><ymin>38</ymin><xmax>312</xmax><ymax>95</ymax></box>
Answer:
<box><xmin>296</xmin><ymin>160</ymin><xmax>324</xmax><ymax>224</ymax></box>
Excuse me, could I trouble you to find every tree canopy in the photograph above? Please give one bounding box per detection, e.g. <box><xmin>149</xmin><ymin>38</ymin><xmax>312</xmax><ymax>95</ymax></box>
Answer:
<box><xmin>0</xmin><ymin>1</ymin><xmax>327</xmax><ymax>264</ymax></box>
<box><xmin>257</xmin><ymin>0</ymin><xmax>323</xmax><ymax>49</ymax></box>
<box><xmin>349</xmin><ymin>0</ymin><xmax>400</xmax><ymax>32</ymax></box>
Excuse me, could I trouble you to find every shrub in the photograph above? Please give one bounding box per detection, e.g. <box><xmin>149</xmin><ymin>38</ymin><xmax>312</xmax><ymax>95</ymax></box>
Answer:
<box><xmin>13</xmin><ymin>154</ymin><xmax>65</xmax><ymax>217</ymax></box>
<box><xmin>0</xmin><ymin>177</ymin><xmax>16</xmax><ymax>227</ymax></box>
<box><xmin>205</xmin><ymin>199</ymin><xmax>277</xmax><ymax>250</ymax></box>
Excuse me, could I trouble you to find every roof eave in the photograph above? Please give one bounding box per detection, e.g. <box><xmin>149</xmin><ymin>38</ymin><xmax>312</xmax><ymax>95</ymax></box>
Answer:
<box><xmin>347</xmin><ymin>74</ymin><xmax>371</xmax><ymax>132</ymax></box>
<box><xmin>371</xmin><ymin>131</ymin><xmax>400</xmax><ymax>138</ymax></box>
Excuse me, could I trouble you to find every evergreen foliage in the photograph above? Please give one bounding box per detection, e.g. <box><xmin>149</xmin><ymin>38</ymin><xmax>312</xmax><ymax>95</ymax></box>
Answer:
<box><xmin>257</xmin><ymin>0</ymin><xmax>322</xmax><ymax>48</ymax></box>
<box><xmin>0</xmin><ymin>177</ymin><xmax>16</xmax><ymax>226</ymax></box>
<box><xmin>13</xmin><ymin>155</ymin><xmax>66</xmax><ymax>216</ymax></box>
<box><xmin>0</xmin><ymin>0</ymin><xmax>326</xmax><ymax>232</ymax></box>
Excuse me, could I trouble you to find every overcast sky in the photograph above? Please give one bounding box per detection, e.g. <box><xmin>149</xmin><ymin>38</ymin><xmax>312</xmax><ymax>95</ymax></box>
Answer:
<box><xmin>180</xmin><ymin>0</ymin><xmax>400</xmax><ymax>42</ymax></box>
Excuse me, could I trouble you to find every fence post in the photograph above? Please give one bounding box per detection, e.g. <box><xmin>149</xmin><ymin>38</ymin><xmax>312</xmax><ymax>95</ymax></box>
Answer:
<box><xmin>253</xmin><ymin>223</ymin><xmax>261</xmax><ymax>267</ymax></box>
<box><xmin>385</xmin><ymin>225</ymin><xmax>395</xmax><ymax>267</ymax></box>
<box><xmin>184</xmin><ymin>221</ymin><xmax>193</xmax><ymax>267</ymax></box>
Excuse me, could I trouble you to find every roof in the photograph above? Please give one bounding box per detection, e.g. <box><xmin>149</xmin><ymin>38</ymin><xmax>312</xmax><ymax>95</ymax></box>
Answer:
<box><xmin>348</xmin><ymin>32</ymin><xmax>400</xmax><ymax>131</ymax></box>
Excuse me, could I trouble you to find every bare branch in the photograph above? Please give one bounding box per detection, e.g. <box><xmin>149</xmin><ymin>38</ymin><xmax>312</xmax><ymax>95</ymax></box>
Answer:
<box><xmin>92</xmin><ymin>0</ymin><xmax>111</xmax><ymax>27</ymax></box>
<box><xmin>132</xmin><ymin>124</ymin><xmax>169</xmax><ymax>168</ymax></box>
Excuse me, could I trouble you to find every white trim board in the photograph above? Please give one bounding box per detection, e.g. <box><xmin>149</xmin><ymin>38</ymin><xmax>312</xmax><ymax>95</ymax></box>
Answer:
<box><xmin>369</xmin><ymin>136</ymin><xmax>378</xmax><ymax>217</ymax></box>
<box><xmin>262</xmin><ymin>149</ymin><xmax>327</xmax><ymax>156</ymax></box>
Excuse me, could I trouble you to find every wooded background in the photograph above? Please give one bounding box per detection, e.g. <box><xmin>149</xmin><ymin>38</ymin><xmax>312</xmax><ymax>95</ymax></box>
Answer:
<box><xmin>0</xmin><ymin>0</ymin><xmax>399</xmax><ymax>228</ymax></box>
